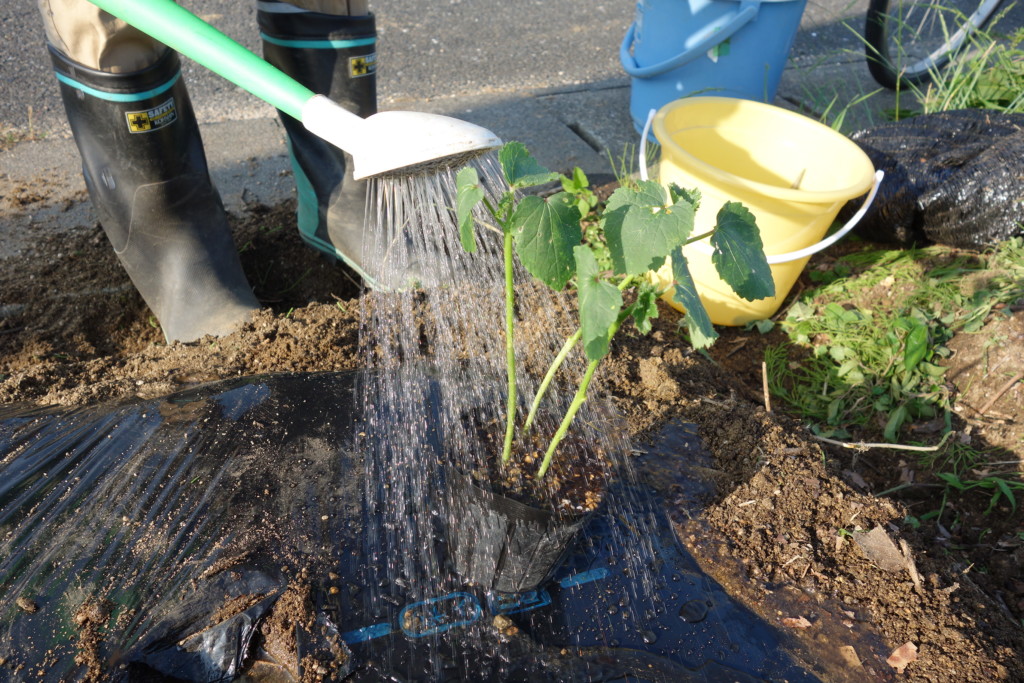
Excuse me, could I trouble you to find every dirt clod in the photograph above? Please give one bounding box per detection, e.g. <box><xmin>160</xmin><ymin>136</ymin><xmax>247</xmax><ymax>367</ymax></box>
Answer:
<box><xmin>14</xmin><ymin>596</ymin><xmax>37</xmax><ymax>613</ymax></box>
<box><xmin>72</xmin><ymin>598</ymin><xmax>113</xmax><ymax>683</ymax></box>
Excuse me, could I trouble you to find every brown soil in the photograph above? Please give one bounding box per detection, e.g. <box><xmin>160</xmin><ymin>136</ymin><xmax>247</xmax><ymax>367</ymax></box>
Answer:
<box><xmin>257</xmin><ymin>583</ymin><xmax>349</xmax><ymax>683</ymax></box>
<box><xmin>2</xmin><ymin>194</ymin><xmax>1022</xmax><ymax>681</ymax></box>
<box><xmin>461</xmin><ymin>408</ymin><xmax>613</xmax><ymax>515</ymax></box>
<box><xmin>72</xmin><ymin>598</ymin><xmax>113</xmax><ymax>683</ymax></box>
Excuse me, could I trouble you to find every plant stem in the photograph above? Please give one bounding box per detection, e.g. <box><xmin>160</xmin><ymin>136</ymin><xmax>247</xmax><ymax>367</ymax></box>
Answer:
<box><xmin>535</xmin><ymin>308</ymin><xmax>628</xmax><ymax>479</ymax></box>
<box><xmin>685</xmin><ymin>229</ymin><xmax>715</xmax><ymax>245</ymax></box>
<box><xmin>811</xmin><ymin>431</ymin><xmax>952</xmax><ymax>452</ymax></box>
<box><xmin>523</xmin><ymin>329</ymin><xmax>582</xmax><ymax>433</ymax></box>
<box><xmin>535</xmin><ymin>357</ymin><xmax>599</xmax><ymax>479</ymax></box>
<box><xmin>501</xmin><ymin>226</ymin><xmax>517</xmax><ymax>464</ymax></box>
<box><xmin>523</xmin><ymin>274</ymin><xmax>636</xmax><ymax>434</ymax></box>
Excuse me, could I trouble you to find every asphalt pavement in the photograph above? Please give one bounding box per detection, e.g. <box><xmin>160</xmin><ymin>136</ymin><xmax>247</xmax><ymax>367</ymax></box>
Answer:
<box><xmin>0</xmin><ymin>0</ymin><xmax>958</xmax><ymax>259</ymax></box>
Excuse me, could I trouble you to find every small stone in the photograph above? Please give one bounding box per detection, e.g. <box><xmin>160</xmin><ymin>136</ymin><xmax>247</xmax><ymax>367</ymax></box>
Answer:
<box><xmin>15</xmin><ymin>597</ymin><xmax>38</xmax><ymax>613</ymax></box>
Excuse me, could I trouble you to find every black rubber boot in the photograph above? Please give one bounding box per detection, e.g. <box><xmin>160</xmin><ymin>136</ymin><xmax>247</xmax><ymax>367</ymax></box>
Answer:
<box><xmin>258</xmin><ymin>6</ymin><xmax>379</xmax><ymax>285</ymax></box>
<box><xmin>50</xmin><ymin>47</ymin><xmax>260</xmax><ymax>343</ymax></box>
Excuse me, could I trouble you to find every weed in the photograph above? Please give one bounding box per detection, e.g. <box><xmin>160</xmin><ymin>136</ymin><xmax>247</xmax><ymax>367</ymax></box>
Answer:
<box><xmin>796</xmin><ymin>63</ymin><xmax>886</xmax><ymax>132</ymax></box>
<box><xmin>844</xmin><ymin>8</ymin><xmax>1024</xmax><ymax>120</ymax></box>
<box><xmin>919</xmin><ymin>25</ymin><xmax>1024</xmax><ymax>114</ymax></box>
<box><xmin>767</xmin><ymin>299</ymin><xmax>951</xmax><ymax>440</ymax></box>
<box><xmin>561</xmin><ymin>167</ymin><xmax>597</xmax><ymax>218</ymax></box>
<box><xmin>935</xmin><ymin>472</ymin><xmax>1023</xmax><ymax>514</ymax></box>
<box><xmin>279</xmin><ymin>266</ymin><xmax>313</xmax><ymax>295</ymax></box>
<box><xmin>766</xmin><ymin>238</ymin><xmax>1024</xmax><ymax>511</ymax></box>
<box><xmin>605</xmin><ymin>142</ymin><xmax>658</xmax><ymax>190</ymax></box>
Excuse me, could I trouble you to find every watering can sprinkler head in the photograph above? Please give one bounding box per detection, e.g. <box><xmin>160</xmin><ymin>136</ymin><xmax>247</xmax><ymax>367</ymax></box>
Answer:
<box><xmin>303</xmin><ymin>96</ymin><xmax>503</xmax><ymax>180</ymax></box>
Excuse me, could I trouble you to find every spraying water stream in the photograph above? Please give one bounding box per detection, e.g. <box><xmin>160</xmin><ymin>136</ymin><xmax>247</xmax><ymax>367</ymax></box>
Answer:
<box><xmin>356</xmin><ymin>153</ymin><xmax>679</xmax><ymax>678</ymax></box>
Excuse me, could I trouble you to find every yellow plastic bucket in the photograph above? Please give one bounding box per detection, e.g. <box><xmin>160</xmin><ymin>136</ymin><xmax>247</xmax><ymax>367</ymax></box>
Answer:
<box><xmin>648</xmin><ymin>97</ymin><xmax>879</xmax><ymax>325</ymax></box>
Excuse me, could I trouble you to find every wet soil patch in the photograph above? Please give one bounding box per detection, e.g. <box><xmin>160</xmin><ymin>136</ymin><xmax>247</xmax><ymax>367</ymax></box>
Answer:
<box><xmin>1</xmin><ymin>196</ymin><xmax>1022</xmax><ymax>680</ymax></box>
<box><xmin>457</xmin><ymin>408</ymin><xmax>612</xmax><ymax>516</ymax></box>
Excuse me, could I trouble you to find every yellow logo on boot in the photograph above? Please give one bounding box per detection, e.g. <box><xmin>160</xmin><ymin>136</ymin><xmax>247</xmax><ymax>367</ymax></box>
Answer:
<box><xmin>125</xmin><ymin>97</ymin><xmax>178</xmax><ymax>134</ymax></box>
<box><xmin>349</xmin><ymin>53</ymin><xmax>377</xmax><ymax>78</ymax></box>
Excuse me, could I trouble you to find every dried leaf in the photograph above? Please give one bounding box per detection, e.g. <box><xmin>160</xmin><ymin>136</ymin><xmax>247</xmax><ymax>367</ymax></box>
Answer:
<box><xmin>839</xmin><ymin>645</ymin><xmax>863</xmax><ymax>669</ymax></box>
<box><xmin>843</xmin><ymin>469</ymin><xmax>869</xmax><ymax>490</ymax></box>
<box><xmin>887</xmin><ymin>642</ymin><xmax>918</xmax><ymax>673</ymax></box>
<box><xmin>781</xmin><ymin>616</ymin><xmax>813</xmax><ymax>629</ymax></box>
<box><xmin>853</xmin><ymin>526</ymin><xmax>905</xmax><ymax>572</ymax></box>
<box><xmin>899</xmin><ymin>538</ymin><xmax>923</xmax><ymax>592</ymax></box>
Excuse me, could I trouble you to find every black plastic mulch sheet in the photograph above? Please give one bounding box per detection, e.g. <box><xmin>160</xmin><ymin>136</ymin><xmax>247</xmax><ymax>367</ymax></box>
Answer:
<box><xmin>1</xmin><ymin>372</ymin><xmax>823</xmax><ymax>681</ymax></box>
<box><xmin>843</xmin><ymin>109</ymin><xmax>1024</xmax><ymax>249</ymax></box>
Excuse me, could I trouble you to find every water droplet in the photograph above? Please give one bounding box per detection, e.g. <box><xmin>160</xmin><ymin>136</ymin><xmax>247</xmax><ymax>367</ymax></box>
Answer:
<box><xmin>679</xmin><ymin>599</ymin><xmax>709</xmax><ymax>623</ymax></box>
<box><xmin>641</xmin><ymin>629</ymin><xmax>657</xmax><ymax>644</ymax></box>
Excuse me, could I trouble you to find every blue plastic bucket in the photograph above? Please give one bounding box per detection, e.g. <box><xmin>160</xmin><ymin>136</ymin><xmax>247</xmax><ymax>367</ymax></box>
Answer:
<box><xmin>621</xmin><ymin>0</ymin><xmax>808</xmax><ymax>133</ymax></box>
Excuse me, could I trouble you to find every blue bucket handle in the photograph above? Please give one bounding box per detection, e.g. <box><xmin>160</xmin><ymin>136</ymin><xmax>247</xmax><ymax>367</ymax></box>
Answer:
<box><xmin>620</xmin><ymin>1</ymin><xmax>761</xmax><ymax>79</ymax></box>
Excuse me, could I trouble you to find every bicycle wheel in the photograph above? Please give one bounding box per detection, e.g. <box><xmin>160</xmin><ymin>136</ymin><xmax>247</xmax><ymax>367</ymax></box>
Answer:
<box><xmin>865</xmin><ymin>0</ymin><xmax>1005</xmax><ymax>88</ymax></box>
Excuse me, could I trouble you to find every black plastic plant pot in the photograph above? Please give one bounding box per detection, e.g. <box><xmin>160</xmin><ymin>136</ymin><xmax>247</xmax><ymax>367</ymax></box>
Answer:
<box><xmin>446</xmin><ymin>471</ymin><xmax>590</xmax><ymax>593</ymax></box>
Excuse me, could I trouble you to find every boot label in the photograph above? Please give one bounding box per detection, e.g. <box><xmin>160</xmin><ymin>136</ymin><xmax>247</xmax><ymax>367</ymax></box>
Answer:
<box><xmin>349</xmin><ymin>53</ymin><xmax>377</xmax><ymax>79</ymax></box>
<box><xmin>125</xmin><ymin>97</ymin><xmax>178</xmax><ymax>134</ymax></box>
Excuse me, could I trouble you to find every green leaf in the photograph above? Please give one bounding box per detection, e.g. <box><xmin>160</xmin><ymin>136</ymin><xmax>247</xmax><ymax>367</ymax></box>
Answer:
<box><xmin>667</xmin><ymin>184</ymin><xmax>701</xmax><ymax>211</ymax></box>
<box><xmin>629</xmin><ymin>281</ymin><xmax>661</xmax><ymax>335</ymax></box>
<box><xmin>963</xmin><ymin>316</ymin><xmax>986</xmax><ymax>333</ymax></box>
<box><xmin>576</xmin><ymin>245</ymin><xmax>622</xmax><ymax>361</ymax></box>
<box><xmin>829</xmin><ymin>345</ymin><xmax>851</xmax><ymax>362</ymax></box>
<box><xmin>935</xmin><ymin>472</ymin><xmax>966</xmax><ymax>490</ymax></box>
<box><xmin>918</xmin><ymin>361</ymin><xmax>947</xmax><ymax>378</ymax></box>
<box><xmin>511</xmin><ymin>193</ymin><xmax>582</xmax><ymax>290</ymax></box>
<box><xmin>573</xmin><ymin>166</ymin><xmax>589</xmax><ymax>188</ymax></box>
<box><xmin>883</xmin><ymin>404</ymin><xmax>908</xmax><ymax>442</ymax></box>
<box><xmin>603</xmin><ymin>181</ymin><xmax>694</xmax><ymax>276</ymax></box>
<box><xmin>993</xmin><ymin>478</ymin><xmax>1017</xmax><ymax>513</ymax></box>
<box><xmin>747</xmin><ymin>318</ymin><xmax>775</xmax><ymax>334</ymax></box>
<box><xmin>499</xmin><ymin>141</ymin><xmax>560</xmax><ymax>188</ymax></box>
<box><xmin>903</xmin><ymin>323</ymin><xmax>929</xmax><ymax>371</ymax></box>
<box><xmin>561</xmin><ymin>166</ymin><xmax>589</xmax><ymax>193</ymax></box>
<box><xmin>826</xmin><ymin>398</ymin><xmax>844</xmax><ymax>424</ymax></box>
<box><xmin>668</xmin><ymin>247</ymin><xmax>718</xmax><ymax>348</ymax></box>
<box><xmin>710</xmin><ymin>202</ymin><xmax>775</xmax><ymax>301</ymax></box>
<box><xmin>785</xmin><ymin>300</ymin><xmax>816</xmax><ymax>322</ymax></box>
<box><xmin>455</xmin><ymin>166</ymin><xmax>484</xmax><ymax>253</ymax></box>
<box><xmin>837</xmin><ymin>360</ymin><xmax>865</xmax><ymax>384</ymax></box>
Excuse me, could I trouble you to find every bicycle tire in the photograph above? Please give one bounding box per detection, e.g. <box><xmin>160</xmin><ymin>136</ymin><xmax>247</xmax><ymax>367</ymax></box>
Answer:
<box><xmin>864</xmin><ymin>0</ymin><xmax>1006</xmax><ymax>89</ymax></box>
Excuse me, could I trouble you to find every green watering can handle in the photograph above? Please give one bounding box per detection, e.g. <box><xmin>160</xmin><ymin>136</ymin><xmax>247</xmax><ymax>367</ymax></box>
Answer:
<box><xmin>89</xmin><ymin>0</ymin><xmax>314</xmax><ymax>120</ymax></box>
